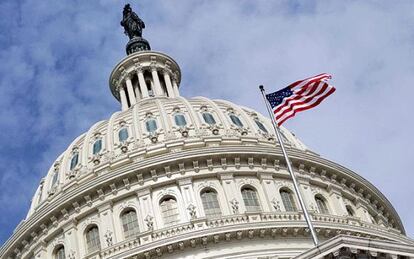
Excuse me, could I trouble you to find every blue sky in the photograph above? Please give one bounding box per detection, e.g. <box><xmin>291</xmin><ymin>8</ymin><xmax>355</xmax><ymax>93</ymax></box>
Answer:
<box><xmin>1</xmin><ymin>0</ymin><xmax>413</xmax><ymax>245</ymax></box>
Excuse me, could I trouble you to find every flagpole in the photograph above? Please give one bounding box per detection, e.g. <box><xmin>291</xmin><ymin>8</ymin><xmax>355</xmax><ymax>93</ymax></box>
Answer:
<box><xmin>259</xmin><ymin>85</ymin><xmax>319</xmax><ymax>246</ymax></box>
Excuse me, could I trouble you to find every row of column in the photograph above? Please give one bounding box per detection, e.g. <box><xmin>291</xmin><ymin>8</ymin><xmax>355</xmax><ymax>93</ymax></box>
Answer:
<box><xmin>119</xmin><ymin>68</ymin><xmax>180</xmax><ymax>111</ymax></box>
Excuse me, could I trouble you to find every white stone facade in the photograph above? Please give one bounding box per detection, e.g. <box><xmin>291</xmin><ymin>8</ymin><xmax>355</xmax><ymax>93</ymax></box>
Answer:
<box><xmin>1</xmin><ymin>51</ymin><xmax>413</xmax><ymax>259</ymax></box>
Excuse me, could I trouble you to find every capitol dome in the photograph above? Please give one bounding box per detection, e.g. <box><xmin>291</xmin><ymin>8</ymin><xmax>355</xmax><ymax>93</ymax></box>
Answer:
<box><xmin>1</xmin><ymin>6</ymin><xmax>414</xmax><ymax>259</ymax></box>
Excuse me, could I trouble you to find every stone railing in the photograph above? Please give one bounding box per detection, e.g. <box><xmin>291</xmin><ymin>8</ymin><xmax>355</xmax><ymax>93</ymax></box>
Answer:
<box><xmin>96</xmin><ymin>211</ymin><xmax>410</xmax><ymax>258</ymax></box>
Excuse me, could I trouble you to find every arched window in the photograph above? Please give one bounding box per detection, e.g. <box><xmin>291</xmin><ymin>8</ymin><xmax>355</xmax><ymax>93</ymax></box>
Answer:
<box><xmin>55</xmin><ymin>245</ymin><xmax>65</xmax><ymax>259</ymax></box>
<box><xmin>70</xmin><ymin>153</ymin><xmax>79</xmax><ymax>170</ymax></box>
<box><xmin>160</xmin><ymin>196</ymin><xmax>179</xmax><ymax>226</ymax></box>
<box><xmin>346</xmin><ymin>205</ymin><xmax>355</xmax><ymax>217</ymax></box>
<box><xmin>93</xmin><ymin>139</ymin><xmax>102</xmax><ymax>155</ymax></box>
<box><xmin>229</xmin><ymin>114</ymin><xmax>243</xmax><ymax>127</ymax></box>
<box><xmin>146</xmin><ymin>119</ymin><xmax>158</xmax><ymax>133</ymax></box>
<box><xmin>51</xmin><ymin>171</ymin><xmax>59</xmax><ymax>187</ymax></box>
<box><xmin>202</xmin><ymin>112</ymin><xmax>216</xmax><ymax>125</ymax></box>
<box><xmin>241</xmin><ymin>186</ymin><xmax>261</xmax><ymax>212</ymax></box>
<box><xmin>254</xmin><ymin>119</ymin><xmax>268</xmax><ymax>133</ymax></box>
<box><xmin>85</xmin><ymin>225</ymin><xmax>100</xmax><ymax>253</ymax></box>
<box><xmin>201</xmin><ymin>189</ymin><xmax>221</xmax><ymax>218</ymax></box>
<box><xmin>174</xmin><ymin>114</ymin><xmax>187</xmax><ymax>127</ymax></box>
<box><xmin>315</xmin><ymin>195</ymin><xmax>329</xmax><ymax>214</ymax></box>
<box><xmin>121</xmin><ymin>209</ymin><xmax>140</xmax><ymax>239</ymax></box>
<box><xmin>118</xmin><ymin>128</ymin><xmax>129</xmax><ymax>142</ymax></box>
<box><xmin>280</xmin><ymin>189</ymin><xmax>297</xmax><ymax>212</ymax></box>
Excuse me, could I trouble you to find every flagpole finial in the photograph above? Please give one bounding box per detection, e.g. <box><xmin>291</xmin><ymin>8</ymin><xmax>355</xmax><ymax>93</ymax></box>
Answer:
<box><xmin>259</xmin><ymin>85</ymin><xmax>264</xmax><ymax>91</ymax></box>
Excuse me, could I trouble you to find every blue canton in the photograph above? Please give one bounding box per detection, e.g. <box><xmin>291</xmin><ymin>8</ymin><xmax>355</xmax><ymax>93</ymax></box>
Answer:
<box><xmin>266</xmin><ymin>87</ymin><xmax>293</xmax><ymax>108</ymax></box>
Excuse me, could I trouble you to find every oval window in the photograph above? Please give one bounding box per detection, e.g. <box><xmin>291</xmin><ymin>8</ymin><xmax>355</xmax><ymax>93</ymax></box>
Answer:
<box><xmin>254</xmin><ymin>119</ymin><xmax>268</xmax><ymax>133</ymax></box>
<box><xmin>202</xmin><ymin>112</ymin><xmax>216</xmax><ymax>125</ymax></box>
<box><xmin>174</xmin><ymin>114</ymin><xmax>187</xmax><ymax>127</ymax></box>
<box><xmin>146</xmin><ymin>119</ymin><xmax>158</xmax><ymax>133</ymax></box>
<box><xmin>70</xmin><ymin>153</ymin><xmax>79</xmax><ymax>170</ymax></box>
<box><xmin>93</xmin><ymin>139</ymin><xmax>102</xmax><ymax>155</ymax></box>
<box><xmin>230</xmin><ymin>114</ymin><xmax>243</xmax><ymax>127</ymax></box>
<box><xmin>119</xmin><ymin>128</ymin><xmax>129</xmax><ymax>142</ymax></box>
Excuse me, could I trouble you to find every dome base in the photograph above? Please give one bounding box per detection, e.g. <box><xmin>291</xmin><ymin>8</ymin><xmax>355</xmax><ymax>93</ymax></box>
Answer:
<box><xmin>126</xmin><ymin>37</ymin><xmax>151</xmax><ymax>55</ymax></box>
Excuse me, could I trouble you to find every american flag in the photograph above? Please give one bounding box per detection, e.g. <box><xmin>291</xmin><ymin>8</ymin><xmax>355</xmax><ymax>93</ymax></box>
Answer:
<box><xmin>266</xmin><ymin>73</ymin><xmax>336</xmax><ymax>126</ymax></box>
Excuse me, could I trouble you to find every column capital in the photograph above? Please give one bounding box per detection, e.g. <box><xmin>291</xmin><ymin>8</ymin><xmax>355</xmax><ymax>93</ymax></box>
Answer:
<box><xmin>150</xmin><ymin>64</ymin><xmax>158</xmax><ymax>72</ymax></box>
<box><xmin>97</xmin><ymin>201</ymin><xmax>114</xmax><ymax>212</ymax></box>
<box><xmin>135</xmin><ymin>66</ymin><xmax>144</xmax><ymax>73</ymax></box>
<box><xmin>136</xmin><ymin>187</ymin><xmax>151</xmax><ymax>197</ymax></box>
<box><xmin>176</xmin><ymin>177</ymin><xmax>192</xmax><ymax>186</ymax></box>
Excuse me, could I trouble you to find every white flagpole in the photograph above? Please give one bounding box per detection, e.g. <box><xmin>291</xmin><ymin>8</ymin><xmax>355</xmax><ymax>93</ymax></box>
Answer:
<box><xmin>259</xmin><ymin>85</ymin><xmax>319</xmax><ymax>246</ymax></box>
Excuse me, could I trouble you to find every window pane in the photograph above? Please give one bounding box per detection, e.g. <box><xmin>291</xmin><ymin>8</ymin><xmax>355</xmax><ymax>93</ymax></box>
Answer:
<box><xmin>242</xmin><ymin>188</ymin><xmax>261</xmax><ymax>212</ymax></box>
<box><xmin>70</xmin><ymin>153</ymin><xmax>78</xmax><ymax>170</ymax></box>
<box><xmin>230</xmin><ymin>114</ymin><xmax>243</xmax><ymax>127</ymax></box>
<box><xmin>280</xmin><ymin>190</ymin><xmax>297</xmax><ymax>212</ymax></box>
<box><xmin>55</xmin><ymin>246</ymin><xmax>65</xmax><ymax>259</ymax></box>
<box><xmin>315</xmin><ymin>196</ymin><xmax>329</xmax><ymax>214</ymax></box>
<box><xmin>255</xmin><ymin>120</ymin><xmax>268</xmax><ymax>133</ymax></box>
<box><xmin>202</xmin><ymin>113</ymin><xmax>216</xmax><ymax>125</ymax></box>
<box><xmin>121</xmin><ymin>210</ymin><xmax>140</xmax><ymax>239</ymax></box>
<box><xmin>51</xmin><ymin>172</ymin><xmax>59</xmax><ymax>187</ymax></box>
<box><xmin>93</xmin><ymin>139</ymin><xmax>102</xmax><ymax>155</ymax></box>
<box><xmin>160</xmin><ymin>197</ymin><xmax>179</xmax><ymax>226</ymax></box>
<box><xmin>86</xmin><ymin>226</ymin><xmax>100</xmax><ymax>253</ymax></box>
<box><xmin>146</xmin><ymin>119</ymin><xmax>158</xmax><ymax>133</ymax></box>
<box><xmin>346</xmin><ymin>206</ymin><xmax>354</xmax><ymax>216</ymax></box>
<box><xmin>201</xmin><ymin>190</ymin><xmax>221</xmax><ymax>218</ymax></box>
<box><xmin>174</xmin><ymin>114</ymin><xmax>187</xmax><ymax>127</ymax></box>
<box><xmin>119</xmin><ymin>128</ymin><xmax>129</xmax><ymax>142</ymax></box>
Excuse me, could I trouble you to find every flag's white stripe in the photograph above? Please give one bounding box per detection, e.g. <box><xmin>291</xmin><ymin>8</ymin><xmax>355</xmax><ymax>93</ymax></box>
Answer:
<box><xmin>274</xmin><ymin>81</ymin><xmax>326</xmax><ymax>116</ymax></box>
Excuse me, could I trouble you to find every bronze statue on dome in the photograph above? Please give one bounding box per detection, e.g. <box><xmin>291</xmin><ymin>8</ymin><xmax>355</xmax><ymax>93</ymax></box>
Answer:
<box><xmin>121</xmin><ymin>4</ymin><xmax>146</xmax><ymax>40</ymax></box>
<box><xmin>120</xmin><ymin>4</ymin><xmax>151</xmax><ymax>54</ymax></box>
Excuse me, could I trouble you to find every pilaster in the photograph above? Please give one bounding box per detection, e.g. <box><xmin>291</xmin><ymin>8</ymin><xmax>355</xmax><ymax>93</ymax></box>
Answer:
<box><xmin>98</xmin><ymin>201</ymin><xmax>116</xmax><ymax>249</ymax></box>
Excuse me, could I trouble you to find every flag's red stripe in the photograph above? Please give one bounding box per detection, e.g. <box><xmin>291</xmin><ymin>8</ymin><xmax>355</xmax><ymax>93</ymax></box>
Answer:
<box><xmin>277</xmin><ymin>87</ymin><xmax>335</xmax><ymax>126</ymax></box>
<box><xmin>275</xmin><ymin>82</ymin><xmax>329</xmax><ymax>120</ymax></box>
<box><xmin>288</xmin><ymin>73</ymin><xmax>331</xmax><ymax>90</ymax></box>
<box><xmin>276</xmin><ymin>84</ymin><xmax>332</xmax><ymax>122</ymax></box>
<box><xmin>273</xmin><ymin>82</ymin><xmax>321</xmax><ymax>115</ymax></box>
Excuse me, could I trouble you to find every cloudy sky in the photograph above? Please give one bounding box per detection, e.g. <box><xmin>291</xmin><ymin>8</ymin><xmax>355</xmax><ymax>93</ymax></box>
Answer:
<box><xmin>0</xmin><ymin>0</ymin><xmax>413</xmax><ymax>245</ymax></box>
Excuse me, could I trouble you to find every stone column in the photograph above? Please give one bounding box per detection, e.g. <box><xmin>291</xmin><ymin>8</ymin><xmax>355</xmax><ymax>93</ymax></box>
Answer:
<box><xmin>137</xmin><ymin>188</ymin><xmax>156</xmax><ymax>231</ymax></box>
<box><xmin>219</xmin><ymin>173</ymin><xmax>243</xmax><ymax>214</ymax></box>
<box><xmin>137</xmin><ymin>69</ymin><xmax>149</xmax><ymax>98</ymax></box>
<box><xmin>98</xmin><ymin>202</ymin><xmax>116</xmax><ymax>249</ymax></box>
<box><xmin>327</xmin><ymin>185</ymin><xmax>348</xmax><ymax>216</ymax></box>
<box><xmin>355</xmin><ymin>198</ymin><xmax>372</xmax><ymax>222</ymax></box>
<box><xmin>119</xmin><ymin>86</ymin><xmax>128</xmax><ymax>111</ymax></box>
<box><xmin>177</xmin><ymin>178</ymin><xmax>197</xmax><ymax>221</ymax></box>
<box><xmin>297</xmin><ymin>177</ymin><xmax>316</xmax><ymax>212</ymax></box>
<box><xmin>125</xmin><ymin>77</ymin><xmax>136</xmax><ymax>106</ymax></box>
<box><xmin>63</xmin><ymin>220</ymin><xmax>80</xmax><ymax>259</ymax></box>
<box><xmin>151</xmin><ymin>67</ymin><xmax>163</xmax><ymax>96</ymax></box>
<box><xmin>259</xmin><ymin>173</ymin><xmax>279</xmax><ymax>212</ymax></box>
<box><xmin>172</xmin><ymin>77</ymin><xmax>180</xmax><ymax>96</ymax></box>
<box><xmin>163</xmin><ymin>71</ymin><xmax>175</xmax><ymax>98</ymax></box>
